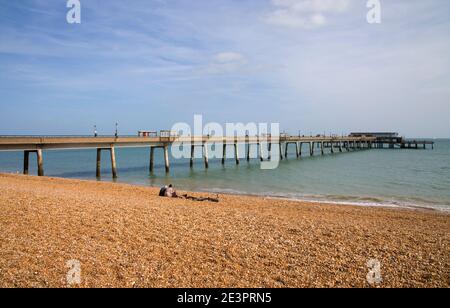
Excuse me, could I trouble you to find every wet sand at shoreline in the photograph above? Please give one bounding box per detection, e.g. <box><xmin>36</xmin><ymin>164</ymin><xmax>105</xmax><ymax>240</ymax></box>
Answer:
<box><xmin>0</xmin><ymin>173</ymin><xmax>448</xmax><ymax>288</ymax></box>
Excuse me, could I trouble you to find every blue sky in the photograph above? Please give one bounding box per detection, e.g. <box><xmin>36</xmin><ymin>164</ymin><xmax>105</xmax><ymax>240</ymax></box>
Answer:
<box><xmin>0</xmin><ymin>0</ymin><xmax>449</xmax><ymax>137</ymax></box>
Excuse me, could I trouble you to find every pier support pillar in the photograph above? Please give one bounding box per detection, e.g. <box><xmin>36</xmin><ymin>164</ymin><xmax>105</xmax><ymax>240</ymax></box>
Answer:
<box><xmin>234</xmin><ymin>143</ymin><xmax>240</xmax><ymax>165</ymax></box>
<box><xmin>96</xmin><ymin>147</ymin><xmax>116</xmax><ymax>179</ymax></box>
<box><xmin>285</xmin><ymin>143</ymin><xmax>289</xmax><ymax>158</ymax></box>
<box><xmin>339</xmin><ymin>142</ymin><xmax>343</xmax><ymax>153</ymax></box>
<box><xmin>23</xmin><ymin>150</ymin><xmax>44</xmax><ymax>176</ymax></box>
<box><xmin>309</xmin><ymin>142</ymin><xmax>314</xmax><ymax>156</ymax></box>
<box><xmin>221</xmin><ymin>143</ymin><xmax>226</xmax><ymax>165</ymax></box>
<box><xmin>164</xmin><ymin>145</ymin><xmax>170</xmax><ymax>173</ymax></box>
<box><xmin>110</xmin><ymin>147</ymin><xmax>118</xmax><ymax>179</ymax></box>
<box><xmin>203</xmin><ymin>143</ymin><xmax>209</xmax><ymax>169</ymax></box>
<box><xmin>36</xmin><ymin>149</ymin><xmax>44</xmax><ymax>177</ymax></box>
<box><xmin>23</xmin><ymin>151</ymin><xmax>30</xmax><ymax>175</ymax></box>
<box><xmin>96</xmin><ymin>149</ymin><xmax>102</xmax><ymax>178</ymax></box>
<box><xmin>149</xmin><ymin>147</ymin><xmax>155</xmax><ymax>173</ymax></box>
<box><xmin>246</xmin><ymin>143</ymin><xmax>251</xmax><ymax>162</ymax></box>
<box><xmin>295</xmin><ymin>142</ymin><xmax>300</xmax><ymax>158</ymax></box>
<box><xmin>321</xmin><ymin>142</ymin><xmax>324</xmax><ymax>155</ymax></box>
<box><xmin>298</xmin><ymin>143</ymin><xmax>302</xmax><ymax>157</ymax></box>
<box><xmin>331</xmin><ymin>142</ymin><xmax>335</xmax><ymax>154</ymax></box>
<box><xmin>190</xmin><ymin>145</ymin><xmax>195</xmax><ymax>168</ymax></box>
<box><xmin>279</xmin><ymin>143</ymin><xmax>284</xmax><ymax>160</ymax></box>
<box><xmin>258</xmin><ymin>143</ymin><xmax>264</xmax><ymax>162</ymax></box>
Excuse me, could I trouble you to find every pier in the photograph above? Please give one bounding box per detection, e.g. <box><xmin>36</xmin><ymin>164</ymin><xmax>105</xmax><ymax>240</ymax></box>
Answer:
<box><xmin>350</xmin><ymin>132</ymin><xmax>435</xmax><ymax>150</ymax></box>
<box><xmin>0</xmin><ymin>132</ymin><xmax>433</xmax><ymax>178</ymax></box>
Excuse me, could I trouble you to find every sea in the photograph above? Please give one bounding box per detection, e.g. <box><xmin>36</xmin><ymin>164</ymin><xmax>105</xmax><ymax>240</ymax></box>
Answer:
<box><xmin>1</xmin><ymin>139</ymin><xmax>449</xmax><ymax>212</ymax></box>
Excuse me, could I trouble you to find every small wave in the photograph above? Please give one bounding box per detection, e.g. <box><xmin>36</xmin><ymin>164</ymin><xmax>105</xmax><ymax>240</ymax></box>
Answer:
<box><xmin>196</xmin><ymin>187</ymin><xmax>450</xmax><ymax>213</ymax></box>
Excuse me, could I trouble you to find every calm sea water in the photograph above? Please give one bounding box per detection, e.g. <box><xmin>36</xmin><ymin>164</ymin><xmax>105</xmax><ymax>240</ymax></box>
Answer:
<box><xmin>1</xmin><ymin>140</ymin><xmax>449</xmax><ymax>211</ymax></box>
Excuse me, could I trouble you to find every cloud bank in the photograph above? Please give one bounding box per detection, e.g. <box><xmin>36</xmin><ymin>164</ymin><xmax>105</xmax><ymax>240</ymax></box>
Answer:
<box><xmin>0</xmin><ymin>0</ymin><xmax>449</xmax><ymax>138</ymax></box>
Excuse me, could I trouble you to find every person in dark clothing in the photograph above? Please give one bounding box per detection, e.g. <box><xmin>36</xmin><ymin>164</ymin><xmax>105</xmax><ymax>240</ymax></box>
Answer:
<box><xmin>159</xmin><ymin>185</ymin><xmax>168</xmax><ymax>197</ymax></box>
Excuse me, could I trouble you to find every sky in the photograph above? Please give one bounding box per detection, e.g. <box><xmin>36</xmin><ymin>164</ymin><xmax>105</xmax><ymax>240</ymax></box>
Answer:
<box><xmin>0</xmin><ymin>0</ymin><xmax>449</xmax><ymax>138</ymax></box>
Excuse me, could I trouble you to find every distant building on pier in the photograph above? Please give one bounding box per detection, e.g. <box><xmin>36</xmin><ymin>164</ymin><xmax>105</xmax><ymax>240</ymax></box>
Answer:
<box><xmin>350</xmin><ymin>132</ymin><xmax>402</xmax><ymax>143</ymax></box>
<box><xmin>350</xmin><ymin>132</ymin><xmax>399</xmax><ymax>138</ymax></box>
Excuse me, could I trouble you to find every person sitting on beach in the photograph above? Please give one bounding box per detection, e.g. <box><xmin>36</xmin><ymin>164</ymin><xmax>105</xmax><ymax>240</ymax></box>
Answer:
<box><xmin>159</xmin><ymin>185</ymin><xmax>168</xmax><ymax>197</ymax></box>
<box><xmin>159</xmin><ymin>184</ymin><xmax>218</xmax><ymax>203</ymax></box>
<box><xmin>165</xmin><ymin>184</ymin><xmax>178</xmax><ymax>198</ymax></box>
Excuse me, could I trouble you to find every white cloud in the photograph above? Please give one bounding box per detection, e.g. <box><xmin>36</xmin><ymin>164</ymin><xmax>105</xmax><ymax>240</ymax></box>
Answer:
<box><xmin>213</xmin><ymin>52</ymin><xmax>246</xmax><ymax>64</ymax></box>
<box><xmin>265</xmin><ymin>0</ymin><xmax>351</xmax><ymax>29</ymax></box>
<box><xmin>207</xmin><ymin>52</ymin><xmax>247</xmax><ymax>74</ymax></box>
<box><xmin>272</xmin><ymin>0</ymin><xmax>350</xmax><ymax>13</ymax></box>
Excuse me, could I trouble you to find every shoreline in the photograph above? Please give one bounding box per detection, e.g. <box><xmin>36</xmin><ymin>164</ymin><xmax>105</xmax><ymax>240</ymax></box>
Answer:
<box><xmin>0</xmin><ymin>173</ymin><xmax>448</xmax><ymax>288</ymax></box>
<box><xmin>185</xmin><ymin>188</ymin><xmax>450</xmax><ymax>214</ymax></box>
<box><xmin>7</xmin><ymin>171</ymin><xmax>450</xmax><ymax>213</ymax></box>
<box><xmin>86</xmin><ymin>175</ymin><xmax>450</xmax><ymax>214</ymax></box>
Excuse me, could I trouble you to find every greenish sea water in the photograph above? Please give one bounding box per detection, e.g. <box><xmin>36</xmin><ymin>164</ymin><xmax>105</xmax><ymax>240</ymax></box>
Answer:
<box><xmin>1</xmin><ymin>139</ymin><xmax>449</xmax><ymax>211</ymax></box>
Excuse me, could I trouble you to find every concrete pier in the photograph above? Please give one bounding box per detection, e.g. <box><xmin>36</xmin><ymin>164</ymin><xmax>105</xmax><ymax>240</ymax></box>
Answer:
<box><xmin>3</xmin><ymin>133</ymin><xmax>416</xmax><ymax>179</ymax></box>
